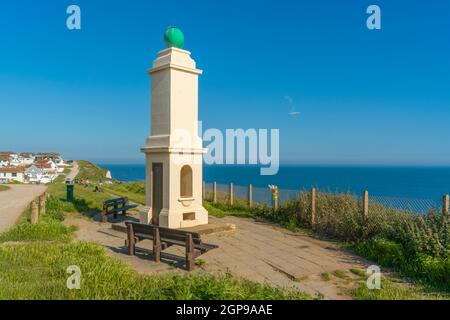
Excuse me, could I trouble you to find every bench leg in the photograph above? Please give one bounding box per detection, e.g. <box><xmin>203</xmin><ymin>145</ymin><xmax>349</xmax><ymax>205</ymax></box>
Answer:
<box><xmin>101</xmin><ymin>211</ymin><xmax>108</xmax><ymax>223</ymax></box>
<box><xmin>127</xmin><ymin>224</ymin><xmax>135</xmax><ymax>256</ymax></box>
<box><xmin>186</xmin><ymin>234</ymin><xmax>195</xmax><ymax>271</ymax></box>
<box><xmin>153</xmin><ymin>228</ymin><xmax>161</xmax><ymax>263</ymax></box>
<box><xmin>113</xmin><ymin>205</ymin><xmax>118</xmax><ymax>219</ymax></box>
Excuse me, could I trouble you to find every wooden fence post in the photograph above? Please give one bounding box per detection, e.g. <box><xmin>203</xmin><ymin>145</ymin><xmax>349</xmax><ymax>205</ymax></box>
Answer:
<box><xmin>202</xmin><ymin>181</ymin><xmax>205</xmax><ymax>201</ymax></box>
<box><xmin>311</xmin><ymin>188</ymin><xmax>317</xmax><ymax>226</ymax></box>
<box><xmin>31</xmin><ymin>200</ymin><xmax>39</xmax><ymax>224</ymax></box>
<box><xmin>39</xmin><ymin>193</ymin><xmax>46</xmax><ymax>215</ymax></box>
<box><xmin>248</xmin><ymin>184</ymin><xmax>253</xmax><ymax>208</ymax></box>
<box><xmin>443</xmin><ymin>194</ymin><xmax>449</xmax><ymax>217</ymax></box>
<box><xmin>363</xmin><ymin>190</ymin><xmax>369</xmax><ymax>219</ymax></box>
<box><xmin>213</xmin><ymin>182</ymin><xmax>217</xmax><ymax>204</ymax></box>
<box><xmin>229</xmin><ymin>183</ymin><xmax>234</xmax><ymax>206</ymax></box>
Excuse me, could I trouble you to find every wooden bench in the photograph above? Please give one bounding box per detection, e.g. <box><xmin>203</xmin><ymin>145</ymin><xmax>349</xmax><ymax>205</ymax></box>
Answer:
<box><xmin>102</xmin><ymin>197</ymin><xmax>138</xmax><ymax>222</ymax></box>
<box><xmin>125</xmin><ymin>221</ymin><xmax>218</xmax><ymax>271</ymax></box>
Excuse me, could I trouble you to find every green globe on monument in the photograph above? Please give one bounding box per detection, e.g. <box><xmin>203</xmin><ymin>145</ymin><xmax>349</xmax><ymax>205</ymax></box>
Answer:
<box><xmin>164</xmin><ymin>27</ymin><xmax>185</xmax><ymax>49</ymax></box>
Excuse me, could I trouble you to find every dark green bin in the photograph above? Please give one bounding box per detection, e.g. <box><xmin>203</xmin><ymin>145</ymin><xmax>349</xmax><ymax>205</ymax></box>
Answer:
<box><xmin>66</xmin><ymin>184</ymin><xmax>74</xmax><ymax>202</ymax></box>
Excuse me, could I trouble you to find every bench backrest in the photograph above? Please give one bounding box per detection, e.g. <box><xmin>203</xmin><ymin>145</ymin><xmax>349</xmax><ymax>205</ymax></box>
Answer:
<box><xmin>104</xmin><ymin>197</ymin><xmax>128</xmax><ymax>208</ymax></box>
<box><xmin>126</xmin><ymin>222</ymin><xmax>202</xmax><ymax>244</ymax></box>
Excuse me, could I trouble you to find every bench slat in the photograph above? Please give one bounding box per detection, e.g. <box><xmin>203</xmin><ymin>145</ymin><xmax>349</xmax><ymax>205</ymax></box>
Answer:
<box><xmin>108</xmin><ymin>205</ymin><xmax>138</xmax><ymax>213</ymax></box>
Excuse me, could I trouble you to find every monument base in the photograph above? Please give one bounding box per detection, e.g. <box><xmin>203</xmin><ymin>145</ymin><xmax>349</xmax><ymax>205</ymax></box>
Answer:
<box><xmin>139</xmin><ymin>206</ymin><xmax>152</xmax><ymax>224</ymax></box>
<box><xmin>158</xmin><ymin>206</ymin><xmax>208</xmax><ymax>229</ymax></box>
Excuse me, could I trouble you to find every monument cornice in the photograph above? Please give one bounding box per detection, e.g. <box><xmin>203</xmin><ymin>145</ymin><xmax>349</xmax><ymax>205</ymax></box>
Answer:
<box><xmin>147</xmin><ymin>63</ymin><xmax>203</xmax><ymax>75</ymax></box>
<box><xmin>140</xmin><ymin>146</ymin><xmax>207</xmax><ymax>154</ymax></box>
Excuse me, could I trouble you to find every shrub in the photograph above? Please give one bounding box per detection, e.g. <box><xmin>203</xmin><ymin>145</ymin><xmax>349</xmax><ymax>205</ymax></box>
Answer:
<box><xmin>45</xmin><ymin>196</ymin><xmax>71</xmax><ymax>221</ymax></box>
<box><xmin>391</xmin><ymin>212</ymin><xmax>449</xmax><ymax>258</ymax></box>
<box><xmin>350</xmin><ymin>237</ymin><xmax>406</xmax><ymax>267</ymax></box>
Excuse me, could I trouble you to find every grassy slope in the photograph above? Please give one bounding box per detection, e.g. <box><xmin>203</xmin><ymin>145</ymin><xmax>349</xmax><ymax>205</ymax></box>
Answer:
<box><xmin>0</xmin><ymin>240</ymin><xmax>310</xmax><ymax>300</ymax></box>
<box><xmin>47</xmin><ymin>165</ymin><xmax>113</xmax><ymax>217</ymax></box>
<box><xmin>205</xmin><ymin>201</ymin><xmax>450</xmax><ymax>300</ymax></box>
<box><xmin>75</xmin><ymin>160</ymin><xmax>109</xmax><ymax>182</ymax></box>
<box><xmin>103</xmin><ymin>182</ymin><xmax>146</xmax><ymax>205</ymax></box>
<box><xmin>0</xmin><ymin>161</ymin><xmax>312</xmax><ymax>300</ymax></box>
<box><xmin>0</xmin><ymin>185</ymin><xmax>10</xmax><ymax>192</ymax></box>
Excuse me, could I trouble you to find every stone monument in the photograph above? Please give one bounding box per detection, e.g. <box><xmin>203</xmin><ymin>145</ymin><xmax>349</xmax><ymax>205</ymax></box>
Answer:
<box><xmin>140</xmin><ymin>27</ymin><xmax>208</xmax><ymax>228</ymax></box>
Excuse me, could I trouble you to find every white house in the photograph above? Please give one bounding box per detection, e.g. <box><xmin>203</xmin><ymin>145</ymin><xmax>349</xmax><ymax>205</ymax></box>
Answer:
<box><xmin>39</xmin><ymin>175</ymin><xmax>54</xmax><ymax>184</ymax></box>
<box><xmin>36</xmin><ymin>160</ymin><xmax>58</xmax><ymax>175</ymax></box>
<box><xmin>19</xmin><ymin>153</ymin><xmax>35</xmax><ymax>165</ymax></box>
<box><xmin>0</xmin><ymin>167</ymin><xmax>25</xmax><ymax>183</ymax></box>
<box><xmin>0</xmin><ymin>155</ymin><xmax>9</xmax><ymax>167</ymax></box>
<box><xmin>9</xmin><ymin>157</ymin><xmax>21</xmax><ymax>167</ymax></box>
<box><xmin>25</xmin><ymin>165</ymin><xmax>44</xmax><ymax>184</ymax></box>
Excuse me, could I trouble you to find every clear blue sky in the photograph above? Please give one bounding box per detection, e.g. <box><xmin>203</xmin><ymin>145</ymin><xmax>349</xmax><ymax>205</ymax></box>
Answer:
<box><xmin>1</xmin><ymin>0</ymin><xmax>449</xmax><ymax>165</ymax></box>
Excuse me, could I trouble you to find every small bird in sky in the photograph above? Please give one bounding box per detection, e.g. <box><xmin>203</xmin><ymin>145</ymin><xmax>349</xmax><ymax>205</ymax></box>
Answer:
<box><xmin>284</xmin><ymin>95</ymin><xmax>301</xmax><ymax>117</ymax></box>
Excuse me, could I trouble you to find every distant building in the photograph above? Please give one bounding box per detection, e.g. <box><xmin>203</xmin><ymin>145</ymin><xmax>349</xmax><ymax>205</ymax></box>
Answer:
<box><xmin>0</xmin><ymin>167</ymin><xmax>25</xmax><ymax>183</ymax></box>
<box><xmin>0</xmin><ymin>151</ymin><xmax>65</xmax><ymax>184</ymax></box>
<box><xmin>25</xmin><ymin>165</ymin><xmax>44</xmax><ymax>184</ymax></box>
<box><xmin>35</xmin><ymin>152</ymin><xmax>61</xmax><ymax>162</ymax></box>
<box><xmin>19</xmin><ymin>153</ymin><xmax>36</xmax><ymax>165</ymax></box>
<box><xmin>35</xmin><ymin>160</ymin><xmax>58</xmax><ymax>175</ymax></box>
<box><xmin>0</xmin><ymin>155</ymin><xmax>10</xmax><ymax>167</ymax></box>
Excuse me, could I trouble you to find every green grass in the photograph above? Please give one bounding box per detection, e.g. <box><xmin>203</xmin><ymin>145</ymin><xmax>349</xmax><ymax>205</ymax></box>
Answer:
<box><xmin>0</xmin><ymin>185</ymin><xmax>10</xmax><ymax>192</ymax></box>
<box><xmin>320</xmin><ymin>272</ymin><xmax>330</xmax><ymax>281</ymax></box>
<box><xmin>47</xmin><ymin>162</ymin><xmax>143</xmax><ymax>218</ymax></box>
<box><xmin>204</xmin><ymin>202</ymin><xmax>254</xmax><ymax>218</ymax></box>
<box><xmin>351</xmin><ymin>275</ymin><xmax>450</xmax><ymax>300</ymax></box>
<box><xmin>75</xmin><ymin>160</ymin><xmax>109</xmax><ymax>183</ymax></box>
<box><xmin>350</xmin><ymin>268</ymin><xmax>367</xmax><ymax>278</ymax></box>
<box><xmin>0</xmin><ymin>204</ymin><xmax>76</xmax><ymax>243</ymax></box>
<box><xmin>0</xmin><ymin>241</ymin><xmax>312</xmax><ymax>300</ymax></box>
<box><xmin>331</xmin><ymin>270</ymin><xmax>350</xmax><ymax>280</ymax></box>
<box><xmin>103</xmin><ymin>182</ymin><xmax>146</xmax><ymax>205</ymax></box>
<box><xmin>348</xmin><ymin>238</ymin><xmax>450</xmax><ymax>292</ymax></box>
<box><xmin>47</xmin><ymin>178</ymin><xmax>114</xmax><ymax>218</ymax></box>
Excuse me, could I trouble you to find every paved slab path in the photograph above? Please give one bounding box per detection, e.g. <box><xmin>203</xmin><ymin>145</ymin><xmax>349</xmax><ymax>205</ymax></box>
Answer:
<box><xmin>0</xmin><ymin>184</ymin><xmax>47</xmax><ymax>234</ymax></box>
<box><xmin>65</xmin><ymin>214</ymin><xmax>371</xmax><ymax>299</ymax></box>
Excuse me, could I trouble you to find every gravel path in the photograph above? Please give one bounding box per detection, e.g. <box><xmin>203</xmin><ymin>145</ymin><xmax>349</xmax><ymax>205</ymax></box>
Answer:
<box><xmin>65</xmin><ymin>161</ymin><xmax>79</xmax><ymax>181</ymax></box>
<box><xmin>0</xmin><ymin>184</ymin><xmax>47</xmax><ymax>234</ymax></box>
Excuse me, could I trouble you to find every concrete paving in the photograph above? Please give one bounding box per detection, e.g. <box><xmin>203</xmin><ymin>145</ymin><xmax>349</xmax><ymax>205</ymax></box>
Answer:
<box><xmin>0</xmin><ymin>184</ymin><xmax>47</xmax><ymax>233</ymax></box>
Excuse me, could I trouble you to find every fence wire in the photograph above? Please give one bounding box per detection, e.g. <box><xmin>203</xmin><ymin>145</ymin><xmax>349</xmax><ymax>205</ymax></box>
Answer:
<box><xmin>369</xmin><ymin>195</ymin><xmax>439</xmax><ymax>214</ymax></box>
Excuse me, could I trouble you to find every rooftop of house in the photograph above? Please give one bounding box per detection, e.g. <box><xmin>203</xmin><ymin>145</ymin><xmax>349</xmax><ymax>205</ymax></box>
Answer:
<box><xmin>0</xmin><ymin>166</ymin><xmax>25</xmax><ymax>173</ymax></box>
<box><xmin>36</xmin><ymin>152</ymin><xmax>60</xmax><ymax>156</ymax></box>
<box><xmin>35</xmin><ymin>160</ymin><xmax>54</xmax><ymax>169</ymax></box>
<box><xmin>20</xmin><ymin>152</ymin><xmax>35</xmax><ymax>157</ymax></box>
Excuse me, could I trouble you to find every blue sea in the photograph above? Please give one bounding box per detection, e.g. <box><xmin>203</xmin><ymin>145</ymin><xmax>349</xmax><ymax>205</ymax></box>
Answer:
<box><xmin>98</xmin><ymin>164</ymin><xmax>450</xmax><ymax>202</ymax></box>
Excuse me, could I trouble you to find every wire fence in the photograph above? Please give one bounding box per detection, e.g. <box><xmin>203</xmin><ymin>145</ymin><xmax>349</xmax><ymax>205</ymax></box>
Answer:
<box><xmin>204</xmin><ymin>181</ymin><xmax>446</xmax><ymax>215</ymax></box>
<box><xmin>369</xmin><ymin>195</ymin><xmax>440</xmax><ymax>214</ymax></box>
